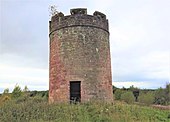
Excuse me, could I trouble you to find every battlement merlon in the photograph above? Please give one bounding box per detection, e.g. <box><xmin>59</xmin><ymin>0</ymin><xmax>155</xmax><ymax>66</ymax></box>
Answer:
<box><xmin>70</xmin><ymin>8</ymin><xmax>87</xmax><ymax>15</ymax></box>
<box><xmin>49</xmin><ymin>8</ymin><xmax>109</xmax><ymax>35</ymax></box>
<box><xmin>93</xmin><ymin>11</ymin><xmax>106</xmax><ymax>19</ymax></box>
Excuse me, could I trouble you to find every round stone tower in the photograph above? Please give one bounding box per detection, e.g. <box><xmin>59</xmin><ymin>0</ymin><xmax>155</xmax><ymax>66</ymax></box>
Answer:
<box><xmin>49</xmin><ymin>8</ymin><xmax>113</xmax><ymax>103</ymax></box>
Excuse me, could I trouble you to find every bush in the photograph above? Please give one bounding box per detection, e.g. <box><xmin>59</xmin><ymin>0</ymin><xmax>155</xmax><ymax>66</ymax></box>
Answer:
<box><xmin>139</xmin><ymin>91</ymin><xmax>155</xmax><ymax>105</ymax></box>
<box><xmin>23</xmin><ymin>86</ymin><xmax>29</xmax><ymax>92</ymax></box>
<box><xmin>154</xmin><ymin>83</ymin><xmax>170</xmax><ymax>105</ymax></box>
<box><xmin>154</xmin><ymin>88</ymin><xmax>166</xmax><ymax>105</ymax></box>
<box><xmin>165</xmin><ymin>83</ymin><xmax>170</xmax><ymax>105</ymax></box>
<box><xmin>120</xmin><ymin>92</ymin><xmax>135</xmax><ymax>104</ymax></box>
<box><xmin>12</xmin><ymin>85</ymin><xmax>22</xmax><ymax>98</ymax></box>
<box><xmin>3</xmin><ymin>88</ymin><xmax>9</xmax><ymax>94</ymax></box>
<box><xmin>114</xmin><ymin>89</ymin><xmax>124</xmax><ymax>100</ymax></box>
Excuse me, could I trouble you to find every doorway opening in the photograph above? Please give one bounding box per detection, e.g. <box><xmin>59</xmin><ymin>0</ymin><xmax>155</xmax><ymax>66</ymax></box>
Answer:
<box><xmin>70</xmin><ymin>81</ymin><xmax>81</xmax><ymax>103</ymax></box>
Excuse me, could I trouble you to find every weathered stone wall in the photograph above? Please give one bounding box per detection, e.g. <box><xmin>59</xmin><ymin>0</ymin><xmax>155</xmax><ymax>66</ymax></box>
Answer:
<box><xmin>49</xmin><ymin>8</ymin><xmax>113</xmax><ymax>103</ymax></box>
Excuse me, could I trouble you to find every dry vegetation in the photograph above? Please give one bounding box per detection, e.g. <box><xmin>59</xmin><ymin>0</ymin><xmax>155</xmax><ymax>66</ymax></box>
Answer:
<box><xmin>0</xmin><ymin>84</ymin><xmax>169</xmax><ymax>122</ymax></box>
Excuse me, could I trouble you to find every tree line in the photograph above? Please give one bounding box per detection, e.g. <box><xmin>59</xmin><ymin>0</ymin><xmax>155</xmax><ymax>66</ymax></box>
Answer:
<box><xmin>113</xmin><ymin>83</ymin><xmax>170</xmax><ymax>105</ymax></box>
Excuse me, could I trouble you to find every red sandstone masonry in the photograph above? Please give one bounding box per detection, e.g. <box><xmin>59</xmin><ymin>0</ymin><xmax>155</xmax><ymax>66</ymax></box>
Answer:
<box><xmin>49</xmin><ymin>8</ymin><xmax>113</xmax><ymax>103</ymax></box>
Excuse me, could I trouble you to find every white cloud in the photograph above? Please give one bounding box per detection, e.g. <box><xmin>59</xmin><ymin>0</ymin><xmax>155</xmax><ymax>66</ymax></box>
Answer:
<box><xmin>138</xmin><ymin>51</ymin><xmax>170</xmax><ymax>80</ymax></box>
<box><xmin>108</xmin><ymin>0</ymin><xmax>170</xmax><ymax>84</ymax></box>
<box><xmin>0</xmin><ymin>0</ymin><xmax>170</xmax><ymax>93</ymax></box>
<box><xmin>0</xmin><ymin>63</ymin><xmax>48</xmax><ymax>92</ymax></box>
<box><xmin>112</xmin><ymin>51</ymin><xmax>170</xmax><ymax>81</ymax></box>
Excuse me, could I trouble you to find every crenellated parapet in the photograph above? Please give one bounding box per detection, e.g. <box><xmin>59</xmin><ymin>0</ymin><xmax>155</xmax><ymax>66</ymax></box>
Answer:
<box><xmin>49</xmin><ymin>8</ymin><xmax>109</xmax><ymax>35</ymax></box>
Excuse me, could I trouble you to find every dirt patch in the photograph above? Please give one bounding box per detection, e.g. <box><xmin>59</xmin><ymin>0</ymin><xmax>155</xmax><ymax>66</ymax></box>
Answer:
<box><xmin>152</xmin><ymin>105</ymin><xmax>170</xmax><ymax>110</ymax></box>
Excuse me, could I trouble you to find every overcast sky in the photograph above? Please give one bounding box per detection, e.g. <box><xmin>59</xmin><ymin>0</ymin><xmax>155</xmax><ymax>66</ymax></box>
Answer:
<box><xmin>0</xmin><ymin>0</ymin><xmax>170</xmax><ymax>93</ymax></box>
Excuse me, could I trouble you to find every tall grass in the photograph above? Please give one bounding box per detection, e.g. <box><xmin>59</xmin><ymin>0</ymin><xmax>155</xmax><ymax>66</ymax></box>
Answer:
<box><xmin>0</xmin><ymin>97</ymin><xmax>169</xmax><ymax>122</ymax></box>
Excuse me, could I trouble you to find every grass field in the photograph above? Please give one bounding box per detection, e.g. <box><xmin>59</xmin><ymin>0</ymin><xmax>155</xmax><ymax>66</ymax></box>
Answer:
<box><xmin>0</xmin><ymin>96</ymin><xmax>169</xmax><ymax>122</ymax></box>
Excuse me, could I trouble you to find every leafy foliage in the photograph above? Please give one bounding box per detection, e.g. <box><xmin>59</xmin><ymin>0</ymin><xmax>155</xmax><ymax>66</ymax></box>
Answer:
<box><xmin>113</xmin><ymin>83</ymin><xmax>170</xmax><ymax>105</ymax></box>
<box><xmin>114</xmin><ymin>89</ymin><xmax>124</xmax><ymax>100</ymax></box>
<box><xmin>139</xmin><ymin>91</ymin><xmax>155</xmax><ymax>105</ymax></box>
<box><xmin>120</xmin><ymin>91</ymin><xmax>135</xmax><ymax>104</ymax></box>
<box><xmin>154</xmin><ymin>83</ymin><xmax>170</xmax><ymax>105</ymax></box>
<box><xmin>23</xmin><ymin>86</ymin><xmax>29</xmax><ymax>92</ymax></box>
<box><xmin>3</xmin><ymin>88</ymin><xmax>9</xmax><ymax>94</ymax></box>
<box><xmin>11</xmin><ymin>84</ymin><xmax>22</xmax><ymax>98</ymax></box>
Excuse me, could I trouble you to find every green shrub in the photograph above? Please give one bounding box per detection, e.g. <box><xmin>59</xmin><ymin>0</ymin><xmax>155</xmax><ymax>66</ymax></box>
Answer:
<box><xmin>165</xmin><ymin>83</ymin><xmax>170</xmax><ymax>105</ymax></box>
<box><xmin>23</xmin><ymin>85</ymin><xmax>29</xmax><ymax>92</ymax></box>
<box><xmin>139</xmin><ymin>91</ymin><xmax>155</xmax><ymax>105</ymax></box>
<box><xmin>3</xmin><ymin>88</ymin><xmax>9</xmax><ymax>94</ymax></box>
<box><xmin>154</xmin><ymin>83</ymin><xmax>170</xmax><ymax>105</ymax></box>
<box><xmin>120</xmin><ymin>92</ymin><xmax>135</xmax><ymax>104</ymax></box>
<box><xmin>114</xmin><ymin>89</ymin><xmax>124</xmax><ymax>100</ymax></box>
<box><xmin>12</xmin><ymin>85</ymin><xmax>22</xmax><ymax>99</ymax></box>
